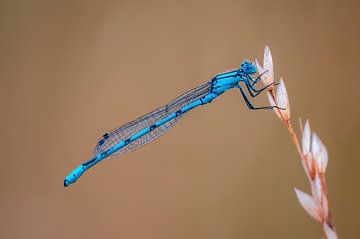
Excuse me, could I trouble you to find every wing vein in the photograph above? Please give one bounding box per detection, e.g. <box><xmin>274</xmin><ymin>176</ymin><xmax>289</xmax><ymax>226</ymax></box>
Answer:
<box><xmin>94</xmin><ymin>81</ymin><xmax>212</xmax><ymax>158</ymax></box>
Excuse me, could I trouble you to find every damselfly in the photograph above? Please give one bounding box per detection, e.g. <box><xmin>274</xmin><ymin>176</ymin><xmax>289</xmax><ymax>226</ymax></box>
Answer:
<box><xmin>64</xmin><ymin>61</ymin><xmax>280</xmax><ymax>187</ymax></box>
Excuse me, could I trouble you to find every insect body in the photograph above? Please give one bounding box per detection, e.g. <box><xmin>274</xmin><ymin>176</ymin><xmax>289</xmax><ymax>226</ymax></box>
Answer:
<box><xmin>64</xmin><ymin>61</ymin><xmax>278</xmax><ymax>187</ymax></box>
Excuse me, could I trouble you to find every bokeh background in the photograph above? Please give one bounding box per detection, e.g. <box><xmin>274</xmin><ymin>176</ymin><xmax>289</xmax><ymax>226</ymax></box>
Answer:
<box><xmin>1</xmin><ymin>0</ymin><xmax>359</xmax><ymax>238</ymax></box>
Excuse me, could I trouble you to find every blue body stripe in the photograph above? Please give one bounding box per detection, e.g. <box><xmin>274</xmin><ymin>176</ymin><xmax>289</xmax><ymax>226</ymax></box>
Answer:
<box><xmin>216</xmin><ymin>70</ymin><xmax>238</xmax><ymax>79</ymax></box>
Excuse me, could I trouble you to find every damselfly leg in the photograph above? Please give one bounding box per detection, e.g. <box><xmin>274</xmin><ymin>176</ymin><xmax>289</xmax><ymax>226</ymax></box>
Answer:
<box><xmin>237</xmin><ymin>85</ymin><xmax>284</xmax><ymax>111</ymax></box>
<box><xmin>248</xmin><ymin>70</ymin><xmax>268</xmax><ymax>86</ymax></box>
<box><xmin>244</xmin><ymin>80</ymin><xmax>276</xmax><ymax>97</ymax></box>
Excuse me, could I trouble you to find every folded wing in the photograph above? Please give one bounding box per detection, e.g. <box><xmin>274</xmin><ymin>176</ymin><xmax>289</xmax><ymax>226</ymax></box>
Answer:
<box><xmin>94</xmin><ymin>81</ymin><xmax>212</xmax><ymax>158</ymax></box>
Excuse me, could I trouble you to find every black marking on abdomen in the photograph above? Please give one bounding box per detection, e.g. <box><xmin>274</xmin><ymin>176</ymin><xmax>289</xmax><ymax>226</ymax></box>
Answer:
<box><xmin>82</xmin><ymin>158</ymin><xmax>96</xmax><ymax>167</ymax></box>
<box><xmin>124</xmin><ymin>138</ymin><xmax>131</xmax><ymax>145</ymax></box>
<box><xmin>149</xmin><ymin>125</ymin><xmax>156</xmax><ymax>131</ymax></box>
<box><xmin>175</xmin><ymin>110</ymin><xmax>183</xmax><ymax>117</ymax></box>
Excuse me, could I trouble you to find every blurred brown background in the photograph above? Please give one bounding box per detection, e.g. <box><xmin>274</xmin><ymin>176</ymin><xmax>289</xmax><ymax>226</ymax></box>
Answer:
<box><xmin>1</xmin><ymin>0</ymin><xmax>359</xmax><ymax>238</ymax></box>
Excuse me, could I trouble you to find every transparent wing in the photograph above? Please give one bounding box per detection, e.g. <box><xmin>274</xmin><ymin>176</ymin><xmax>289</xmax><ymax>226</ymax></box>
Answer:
<box><xmin>94</xmin><ymin>81</ymin><xmax>212</xmax><ymax>158</ymax></box>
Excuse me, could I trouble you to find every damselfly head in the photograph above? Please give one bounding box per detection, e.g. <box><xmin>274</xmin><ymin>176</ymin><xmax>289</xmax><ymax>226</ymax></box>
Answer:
<box><xmin>241</xmin><ymin>61</ymin><xmax>257</xmax><ymax>75</ymax></box>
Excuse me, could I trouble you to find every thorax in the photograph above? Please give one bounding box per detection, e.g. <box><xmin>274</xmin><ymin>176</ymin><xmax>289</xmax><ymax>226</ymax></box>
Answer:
<box><xmin>211</xmin><ymin>70</ymin><xmax>245</xmax><ymax>94</ymax></box>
